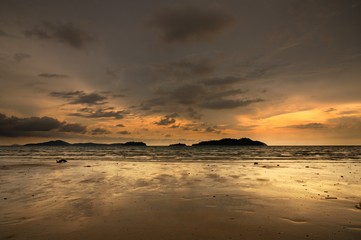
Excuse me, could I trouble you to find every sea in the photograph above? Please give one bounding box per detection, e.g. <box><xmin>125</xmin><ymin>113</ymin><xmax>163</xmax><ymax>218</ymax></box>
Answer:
<box><xmin>0</xmin><ymin>145</ymin><xmax>360</xmax><ymax>163</ymax></box>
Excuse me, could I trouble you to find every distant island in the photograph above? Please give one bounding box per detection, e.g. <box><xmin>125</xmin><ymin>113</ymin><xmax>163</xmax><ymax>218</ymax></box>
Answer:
<box><xmin>169</xmin><ymin>143</ymin><xmax>187</xmax><ymax>147</ymax></box>
<box><xmin>192</xmin><ymin>138</ymin><xmax>266</xmax><ymax>146</ymax></box>
<box><xmin>24</xmin><ymin>140</ymin><xmax>147</xmax><ymax>147</ymax></box>
<box><xmin>19</xmin><ymin>138</ymin><xmax>266</xmax><ymax>147</ymax></box>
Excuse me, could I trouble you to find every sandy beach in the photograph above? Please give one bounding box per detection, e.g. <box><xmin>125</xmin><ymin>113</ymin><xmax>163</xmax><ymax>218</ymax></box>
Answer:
<box><xmin>1</xmin><ymin>158</ymin><xmax>360</xmax><ymax>240</ymax></box>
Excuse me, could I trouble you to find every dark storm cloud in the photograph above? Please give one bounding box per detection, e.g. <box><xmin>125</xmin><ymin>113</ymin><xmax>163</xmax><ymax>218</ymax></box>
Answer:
<box><xmin>25</xmin><ymin>22</ymin><xmax>94</xmax><ymax>49</ymax></box>
<box><xmin>154</xmin><ymin>113</ymin><xmax>178</xmax><ymax>126</ymax></box>
<box><xmin>50</xmin><ymin>91</ymin><xmax>107</xmax><ymax>105</ymax></box>
<box><xmin>14</xmin><ymin>53</ymin><xmax>31</xmax><ymax>62</ymax></box>
<box><xmin>0</xmin><ymin>113</ymin><xmax>61</xmax><ymax>133</ymax></box>
<box><xmin>200</xmin><ymin>98</ymin><xmax>263</xmax><ymax>109</ymax></box>
<box><xmin>0</xmin><ymin>113</ymin><xmax>87</xmax><ymax>137</ymax></box>
<box><xmin>116</xmin><ymin>123</ymin><xmax>125</xmax><ymax>127</ymax></box>
<box><xmin>69</xmin><ymin>108</ymin><xmax>125</xmax><ymax>119</ymax></box>
<box><xmin>38</xmin><ymin>73</ymin><xmax>70</xmax><ymax>78</ymax></box>
<box><xmin>90</xmin><ymin>128</ymin><xmax>110</xmax><ymax>135</ymax></box>
<box><xmin>284</xmin><ymin>123</ymin><xmax>326</xmax><ymax>129</ymax></box>
<box><xmin>149</xmin><ymin>4</ymin><xmax>235</xmax><ymax>43</ymax></box>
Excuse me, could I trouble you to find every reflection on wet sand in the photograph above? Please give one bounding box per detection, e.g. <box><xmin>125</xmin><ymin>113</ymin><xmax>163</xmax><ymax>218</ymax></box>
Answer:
<box><xmin>1</xmin><ymin>160</ymin><xmax>361</xmax><ymax>239</ymax></box>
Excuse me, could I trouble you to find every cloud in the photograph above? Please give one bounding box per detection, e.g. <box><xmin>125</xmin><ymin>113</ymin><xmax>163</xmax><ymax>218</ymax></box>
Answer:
<box><xmin>50</xmin><ymin>91</ymin><xmax>83</xmax><ymax>99</ymax></box>
<box><xmin>187</xmin><ymin>107</ymin><xmax>202</xmax><ymax>120</ymax></box>
<box><xmin>69</xmin><ymin>107</ymin><xmax>125</xmax><ymax>119</ymax></box>
<box><xmin>25</xmin><ymin>22</ymin><xmax>94</xmax><ymax>49</ymax></box>
<box><xmin>164</xmin><ymin>57</ymin><xmax>216</xmax><ymax>76</ymax></box>
<box><xmin>0</xmin><ymin>113</ymin><xmax>87</xmax><ymax>137</ymax></box>
<box><xmin>284</xmin><ymin>123</ymin><xmax>327</xmax><ymax>129</ymax></box>
<box><xmin>325</xmin><ymin>107</ymin><xmax>337</xmax><ymax>113</ymax></box>
<box><xmin>205</xmin><ymin>126</ymin><xmax>221</xmax><ymax>134</ymax></box>
<box><xmin>0</xmin><ymin>28</ymin><xmax>14</xmax><ymax>38</ymax></box>
<box><xmin>172</xmin><ymin>84</ymin><xmax>206</xmax><ymax>104</ymax></box>
<box><xmin>50</xmin><ymin>91</ymin><xmax>107</xmax><ymax>105</ymax></box>
<box><xmin>58</xmin><ymin>123</ymin><xmax>87</xmax><ymax>133</ymax></box>
<box><xmin>181</xmin><ymin>123</ymin><xmax>200</xmax><ymax>132</ymax></box>
<box><xmin>14</xmin><ymin>53</ymin><xmax>31</xmax><ymax>62</ymax></box>
<box><xmin>339</xmin><ymin>110</ymin><xmax>359</xmax><ymax>115</ymax></box>
<box><xmin>200</xmin><ymin>98</ymin><xmax>264</xmax><ymax>109</ymax></box>
<box><xmin>0</xmin><ymin>29</ymin><xmax>8</xmax><ymax>37</ymax></box>
<box><xmin>118</xmin><ymin>130</ymin><xmax>131</xmax><ymax>135</ymax></box>
<box><xmin>70</xmin><ymin>93</ymin><xmax>106</xmax><ymax>105</ymax></box>
<box><xmin>202</xmin><ymin>76</ymin><xmax>243</xmax><ymax>86</ymax></box>
<box><xmin>116</xmin><ymin>124</ymin><xmax>125</xmax><ymax>127</ymax></box>
<box><xmin>149</xmin><ymin>4</ymin><xmax>235</xmax><ymax>43</ymax></box>
<box><xmin>211</xmin><ymin>89</ymin><xmax>246</xmax><ymax>98</ymax></box>
<box><xmin>139</xmin><ymin>81</ymin><xmax>260</xmax><ymax>115</ymax></box>
<box><xmin>90</xmin><ymin>128</ymin><xmax>110</xmax><ymax>135</ymax></box>
<box><xmin>328</xmin><ymin>116</ymin><xmax>361</xmax><ymax>130</ymax></box>
<box><xmin>38</xmin><ymin>73</ymin><xmax>70</xmax><ymax>78</ymax></box>
<box><xmin>154</xmin><ymin>113</ymin><xmax>178</xmax><ymax>126</ymax></box>
<box><xmin>236</xmin><ymin>125</ymin><xmax>258</xmax><ymax>131</ymax></box>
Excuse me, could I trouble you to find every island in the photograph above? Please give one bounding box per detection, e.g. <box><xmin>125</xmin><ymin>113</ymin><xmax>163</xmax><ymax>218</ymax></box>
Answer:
<box><xmin>24</xmin><ymin>140</ymin><xmax>71</xmax><ymax>146</ymax></box>
<box><xmin>122</xmin><ymin>142</ymin><xmax>147</xmax><ymax>146</ymax></box>
<box><xmin>169</xmin><ymin>143</ymin><xmax>187</xmax><ymax>147</ymax></box>
<box><xmin>24</xmin><ymin>140</ymin><xmax>147</xmax><ymax>147</ymax></box>
<box><xmin>192</xmin><ymin>138</ymin><xmax>266</xmax><ymax>146</ymax></box>
<box><xmin>22</xmin><ymin>138</ymin><xmax>265</xmax><ymax>147</ymax></box>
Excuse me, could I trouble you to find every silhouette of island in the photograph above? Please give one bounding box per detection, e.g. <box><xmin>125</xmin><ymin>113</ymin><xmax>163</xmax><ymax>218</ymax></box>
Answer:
<box><xmin>22</xmin><ymin>138</ymin><xmax>266</xmax><ymax>147</ymax></box>
<box><xmin>122</xmin><ymin>142</ymin><xmax>147</xmax><ymax>146</ymax></box>
<box><xmin>24</xmin><ymin>140</ymin><xmax>147</xmax><ymax>147</ymax></box>
<box><xmin>192</xmin><ymin>138</ymin><xmax>266</xmax><ymax>146</ymax></box>
<box><xmin>169</xmin><ymin>143</ymin><xmax>187</xmax><ymax>147</ymax></box>
<box><xmin>25</xmin><ymin>140</ymin><xmax>71</xmax><ymax>146</ymax></box>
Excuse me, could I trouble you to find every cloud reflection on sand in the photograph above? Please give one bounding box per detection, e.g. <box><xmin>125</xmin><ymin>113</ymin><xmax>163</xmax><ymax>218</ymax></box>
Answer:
<box><xmin>1</xmin><ymin>160</ymin><xmax>361</xmax><ymax>239</ymax></box>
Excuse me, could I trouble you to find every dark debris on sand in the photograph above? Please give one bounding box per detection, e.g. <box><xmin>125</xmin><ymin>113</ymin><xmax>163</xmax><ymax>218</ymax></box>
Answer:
<box><xmin>56</xmin><ymin>159</ymin><xmax>67</xmax><ymax>163</ymax></box>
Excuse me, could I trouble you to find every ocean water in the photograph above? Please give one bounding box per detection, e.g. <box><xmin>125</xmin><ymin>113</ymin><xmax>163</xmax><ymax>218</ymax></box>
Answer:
<box><xmin>0</xmin><ymin>146</ymin><xmax>360</xmax><ymax>163</ymax></box>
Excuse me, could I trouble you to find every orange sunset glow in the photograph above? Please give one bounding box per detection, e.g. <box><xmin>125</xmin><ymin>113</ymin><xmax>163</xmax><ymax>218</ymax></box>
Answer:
<box><xmin>1</xmin><ymin>1</ymin><xmax>360</xmax><ymax>145</ymax></box>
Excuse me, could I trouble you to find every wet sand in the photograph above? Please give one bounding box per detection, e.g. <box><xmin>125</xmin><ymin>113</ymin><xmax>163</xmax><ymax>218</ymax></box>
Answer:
<box><xmin>1</xmin><ymin>160</ymin><xmax>361</xmax><ymax>240</ymax></box>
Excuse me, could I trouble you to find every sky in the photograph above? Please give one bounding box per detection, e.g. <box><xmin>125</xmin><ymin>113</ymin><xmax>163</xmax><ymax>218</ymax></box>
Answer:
<box><xmin>0</xmin><ymin>0</ymin><xmax>361</xmax><ymax>145</ymax></box>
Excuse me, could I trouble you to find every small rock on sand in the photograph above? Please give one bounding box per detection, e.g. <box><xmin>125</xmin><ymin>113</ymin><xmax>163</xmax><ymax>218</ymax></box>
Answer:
<box><xmin>325</xmin><ymin>196</ymin><xmax>337</xmax><ymax>200</ymax></box>
<box><xmin>56</xmin><ymin>159</ymin><xmax>67</xmax><ymax>163</ymax></box>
